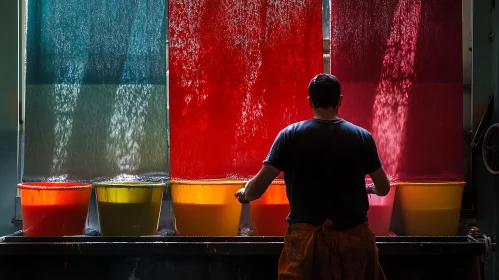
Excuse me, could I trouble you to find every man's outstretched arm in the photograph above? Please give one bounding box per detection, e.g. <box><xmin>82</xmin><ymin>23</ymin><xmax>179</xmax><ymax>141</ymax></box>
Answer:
<box><xmin>368</xmin><ymin>167</ymin><xmax>390</xmax><ymax>196</ymax></box>
<box><xmin>235</xmin><ymin>164</ymin><xmax>281</xmax><ymax>203</ymax></box>
<box><xmin>236</xmin><ymin>129</ymin><xmax>289</xmax><ymax>203</ymax></box>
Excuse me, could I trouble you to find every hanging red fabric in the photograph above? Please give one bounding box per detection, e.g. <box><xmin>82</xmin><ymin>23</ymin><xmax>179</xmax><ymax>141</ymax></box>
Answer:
<box><xmin>330</xmin><ymin>0</ymin><xmax>463</xmax><ymax>181</ymax></box>
<box><xmin>169</xmin><ymin>0</ymin><xmax>323</xmax><ymax>179</ymax></box>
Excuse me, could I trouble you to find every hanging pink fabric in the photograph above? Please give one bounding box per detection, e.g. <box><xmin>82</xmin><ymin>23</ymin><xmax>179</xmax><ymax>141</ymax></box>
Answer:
<box><xmin>330</xmin><ymin>0</ymin><xmax>463</xmax><ymax>181</ymax></box>
<box><xmin>169</xmin><ymin>0</ymin><xmax>323</xmax><ymax>179</ymax></box>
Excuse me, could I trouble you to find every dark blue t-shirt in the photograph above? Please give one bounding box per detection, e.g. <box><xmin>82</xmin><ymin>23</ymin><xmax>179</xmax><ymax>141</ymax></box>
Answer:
<box><xmin>263</xmin><ymin>118</ymin><xmax>382</xmax><ymax>229</ymax></box>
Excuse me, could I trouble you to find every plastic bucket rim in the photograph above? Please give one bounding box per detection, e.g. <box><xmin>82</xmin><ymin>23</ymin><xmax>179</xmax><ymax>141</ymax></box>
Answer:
<box><xmin>397</xmin><ymin>181</ymin><xmax>466</xmax><ymax>187</ymax></box>
<box><xmin>18</xmin><ymin>182</ymin><xmax>92</xmax><ymax>190</ymax></box>
<box><xmin>93</xmin><ymin>182</ymin><xmax>166</xmax><ymax>189</ymax></box>
<box><xmin>365</xmin><ymin>178</ymin><xmax>398</xmax><ymax>186</ymax></box>
<box><xmin>271</xmin><ymin>179</ymin><xmax>285</xmax><ymax>185</ymax></box>
<box><xmin>169</xmin><ymin>179</ymin><xmax>247</xmax><ymax>185</ymax></box>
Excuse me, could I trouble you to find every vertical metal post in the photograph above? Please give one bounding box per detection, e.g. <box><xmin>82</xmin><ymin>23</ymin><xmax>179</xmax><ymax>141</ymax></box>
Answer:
<box><xmin>472</xmin><ymin>1</ymin><xmax>499</xmax><ymax>279</ymax></box>
<box><xmin>0</xmin><ymin>0</ymin><xmax>22</xmax><ymax>234</ymax></box>
<box><xmin>472</xmin><ymin>0</ymin><xmax>493</xmax><ymax>127</ymax></box>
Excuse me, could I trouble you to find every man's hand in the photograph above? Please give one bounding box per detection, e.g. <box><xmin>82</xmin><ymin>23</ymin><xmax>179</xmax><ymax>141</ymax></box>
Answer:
<box><xmin>235</xmin><ymin>188</ymin><xmax>250</xmax><ymax>204</ymax></box>
<box><xmin>366</xmin><ymin>184</ymin><xmax>375</xmax><ymax>194</ymax></box>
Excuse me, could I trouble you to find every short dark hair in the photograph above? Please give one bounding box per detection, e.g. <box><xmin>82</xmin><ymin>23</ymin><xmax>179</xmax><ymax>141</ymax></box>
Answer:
<box><xmin>308</xmin><ymin>74</ymin><xmax>341</xmax><ymax>108</ymax></box>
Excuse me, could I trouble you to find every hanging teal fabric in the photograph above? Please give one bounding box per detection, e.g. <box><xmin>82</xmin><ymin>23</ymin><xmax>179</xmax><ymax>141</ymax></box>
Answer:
<box><xmin>23</xmin><ymin>0</ymin><xmax>168</xmax><ymax>182</ymax></box>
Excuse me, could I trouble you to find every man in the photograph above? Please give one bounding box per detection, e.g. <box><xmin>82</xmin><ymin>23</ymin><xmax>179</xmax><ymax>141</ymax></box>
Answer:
<box><xmin>235</xmin><ymin>73</ymin><xmax>390</xmax><ymax>280</ymax></box>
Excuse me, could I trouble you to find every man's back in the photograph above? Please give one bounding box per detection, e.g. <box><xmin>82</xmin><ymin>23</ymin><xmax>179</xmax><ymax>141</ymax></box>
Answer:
<box><xmin>237</xmin><ymin>73</ymin><xmax>387</xmax><ymax>280</ymax></box>
<box><xmin>264</xmin><ymin>118</ymin><xmax>382</xmax><ymax>229</ymax></box>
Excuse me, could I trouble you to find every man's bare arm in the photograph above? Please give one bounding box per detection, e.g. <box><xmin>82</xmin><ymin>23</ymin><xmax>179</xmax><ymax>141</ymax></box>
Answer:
<box><xmin>369</xmin><ymin>167</ymin><xmax>390</xmax><ymax>196</ymax></box>
<box><xmin>237</xmin><ymin>164</ymin><xmax>281</xmax><ymax>202</ymax></box>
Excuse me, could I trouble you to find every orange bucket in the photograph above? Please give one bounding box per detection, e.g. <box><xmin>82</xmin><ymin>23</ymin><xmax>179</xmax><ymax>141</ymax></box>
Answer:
<box><xmin>250</xmin><ymin>180</ymin><xmax>289</xmax><ymax>236</ymax></box>
<box><xmin>18</xmin><ymin>182</ymin><xmax>92</xmax><ymax>236</ymax></box>
<box><xmin>170</xmin><ymin>179</ymin><xmax>245</xmax><ymax>236</ymax></box>
<box><xmin>397</xmin><ymin>181</ymin><xmax>465</xmax><ymax>236</ymax></box>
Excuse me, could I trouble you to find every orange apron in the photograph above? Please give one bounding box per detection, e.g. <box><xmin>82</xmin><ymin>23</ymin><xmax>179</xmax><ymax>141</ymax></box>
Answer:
<box><xmin>278</xmin><ymin>220</ymin><xmax>386</xmax><ymax>280</ymax></box>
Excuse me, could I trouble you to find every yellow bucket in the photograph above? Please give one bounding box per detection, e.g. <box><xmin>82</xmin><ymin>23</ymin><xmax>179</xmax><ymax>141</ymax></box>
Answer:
<box><xmin>170</xmin><ymin>179</ymin><xmax>245</xmax><ymax>236</ymax></box>
<box><xmin>93</xmin><ymin>182</ymin><xmax>165</xmax><ymax>236</ymax></box>
<box><xmin>397</xmin><ymin>181</ymin><xmax>465</xmax><ymax>236</ymax></box>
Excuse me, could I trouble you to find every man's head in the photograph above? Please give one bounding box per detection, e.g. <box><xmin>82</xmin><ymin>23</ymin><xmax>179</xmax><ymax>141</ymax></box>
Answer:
<box><xmin>308</xmin><ymin>73</ymin><xmax>342</xmax><ymax>110</ymax></box>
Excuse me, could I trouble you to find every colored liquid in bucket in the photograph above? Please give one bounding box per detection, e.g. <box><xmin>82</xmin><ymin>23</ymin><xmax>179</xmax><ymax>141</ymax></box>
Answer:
<box><xmin>367</xmin><ymin>205</ymin><xmax>393</xmax><ymax>236</ymax></box>
<box><xmin>22</xmin><ymin>204</ymin><xmax>88</xmax><ymax>236</ymax></box>
<box><xmin>173</xmin><ymin>203</ymin><xmax>241</xmax><ymax>236</ymax></box>
<box><xmin>251</xmin><ymin>204</ymin><xmax>289</xmax><ymax>236</ymax></box>
<box><xmin>403</xmin><ymin>208</ymin><xmax>461</xmax><ymax>236</ymax></box>
<box><xmin>98</xmin><ymin>202</ymin><xmax>161</xmax><ymax>236</ymax></box>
